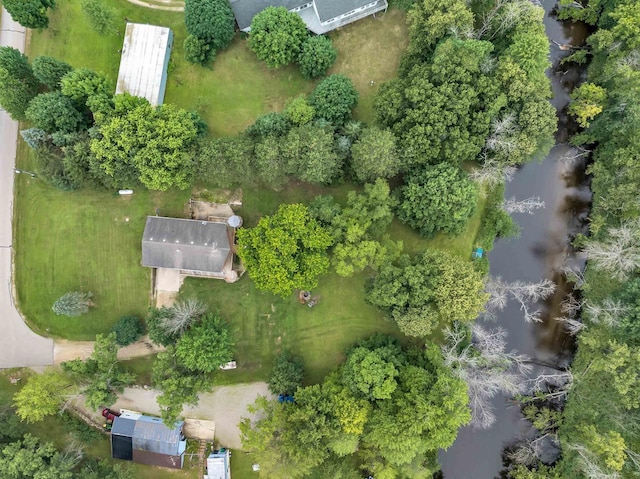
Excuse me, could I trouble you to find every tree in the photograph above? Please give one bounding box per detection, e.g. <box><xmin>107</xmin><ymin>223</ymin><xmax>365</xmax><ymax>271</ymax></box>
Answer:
<box><xmin>146</xmin><ymin>307</ymin><xmax>177</xmax><ymax>346</ymax></box>
<box><xmin>246</xmin><ymin>112</ymin><xmax>291</xmax><ymax>139</ymax></box>
<box><xmin>3</xmin><ymin>0</ymin><xmax>55</xmax><ymax>29</ymax></box>
<box><xmin>236</xmin><ymin>203</ymin><xmax>333</xmax><ymax>297</ymax></box>
<box><xmin>175</xmin><ymin>314</ymin><xmax>234</xmax><ymax>373</ymax></box>
<box><xmin>20</xmin><ymin>128</ymin><xmax>48</xmax><ymax>149</ymax></box>
<box><xmin>111</xmin><ymin>315</ymin><xmax>144</xmax><ymax>346</ymax></box>
<box><xmin>32</xmin><ymin>56</ymin><xmax>73</xmax><ymax>90</ymax></box>
<box><xmin>248</xmin><ymin>6</ymin><xmax>308</xmax><ymax>68</ymax></box>
<box><xmin>0</xmin><ymin>435</ymin><xmax>76</xmax><ymax>479</ymax></box>
<box><xmin>350</xmin><ymin>126</ymin><xmax>400</xmax><ymax>182</ymax></box>
<box><xmin>13</xmin><ymin>370</ymin><xmax>75</xmax><ymax>423</ymax></box>
<box><xmin>308</xmin><ymin>74</ymin><xmax>358</xmax><ymax>125</ymax></box>
<box><xmin>282</xmin><ymin>124</ymin><xmax>340</xmax><ymax>183</ymax></box>
<box><xmin>298</xmin><ymin>35</ymin><xmax>337</xmax><ymax>79</ymax></box>
<box><xmin>366</xmin><ymin>251</ymin><xmax>487</xmax><ymax>336</ymax></box>
<box><xmin>268</xmin><ymin>352</ymin><xmax>304</xmax><ymax>395</ymax></box>
<box><xmin>183</xmin><ymin>34</ymin><xmax>214</xmax><ymax>65</ymax></box>
<box><xmin>26</xmin><ymin>92</ymin><xmax>84</xmax><ymax>134</ymax></box>
<box><xmin>568</xmin><ymin>82</ymin><xmax>607</xmax><ymax>128</ymax></box>
<box><xmin>62</xmin><ymin>333</ymin><xmax>135</xmax><ymax>410</ymax></box>
<box><xmin>160</xmin><ymin>297</ymin><xmax>206</xmax><ymax>336</ymax></box>
<box><xmin>91</xmin><ymin>96</ymin><xmax>199</xmax><ymax>190</ymax></box>
<box><xmin>81</xmin><ymin>0</ymin><xmax>117</xmax><ymax>36</ymax></box>
<box><xmin>60</xmin><ymin>68</ymin><xmax>111</xmax><ymax>107</ymax></box>
<box><xmin>396</xmin><ymin>163</ymin><xmax>478</xmax><ymax>237</ymax></box>
<box><xmin>583</xmin><ymin>220</ymin><xmax>640</xmax><ymax>281</ymax></box>
<box><xmin>0</xmin><ymin>47</ymin><xmax>39</xmax><ymax>120</ymax></box>
<box><xmin>152</xmin><ymin>346</ymin><xmax>211</xmax><ymax>424</ymax></box>
<box><xmin>184</xmin><ymin>0</ymin><xmax>235</xmax><ymax>51</ymax></box>
<box><xmin>341</xmin><ymin>347</ymin><xmax>399</xmax><ymax>400</ymax></box>
<box><xmin>283</xmin><ymin>96</ymin><xmax>314</xmax><ymax>126</ymax></box>
<box><xmin>52</xmin><ymin>291</ymin><xmax>93</xmax><ymax>317</ymax></box>
<box><xmin>196</xmin><ymin>134</ymin><xmax>255</xmax><ymax>187</ymax></box>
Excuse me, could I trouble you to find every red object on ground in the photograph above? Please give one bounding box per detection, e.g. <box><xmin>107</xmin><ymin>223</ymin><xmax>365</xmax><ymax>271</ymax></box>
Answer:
<box><xmin>102</xmin><ymin>408</ymin><xmax>121</xmax><ymax>422</ymax></box>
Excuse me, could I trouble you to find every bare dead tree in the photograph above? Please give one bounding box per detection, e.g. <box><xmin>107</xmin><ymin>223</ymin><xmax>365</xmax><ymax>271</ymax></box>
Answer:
<box><xmin>507</xmin><ymin>435</ymin><xmax>555</xmax><ymax>466</ymax></box>
<box><xmin>528</xmin><ymin>370</ymin><xmax>573</xmax><ymax>401</ymax></box>
<box><xmin>443</xmin><ymin>324</ymin><xmax>532</xmax><ymax>429</ymax></box>
<box><xmin>160</xmin><ymin>297</ymin><xmax>207</xmax><ymax>335</ymax></box>
<box><xmin>555</xmin><ymin>315</ymin><xmax>586</xmax><ymax>335</ymax></box>
<box><xmin>583</xmin><ymin>220</ymin><xmax>640</xmax><ymax>281</ymax></box>
<box><xmin>567</xmin><ymin>443</ymin><xmax>622</xmax><ymax>479</ymax></box>
<box><xmin>484</xmin><ymin>277</ymin><xmax>556</xmax><ymax>323</ymax></box>
<box><xmin>61</xmin><ymin>440</ymin><xmax>85</xmax><ymax>469</ymax></box>
<box><xmin>470</xmin><ymin>158</ymin><xmax>517</xmax><ymax>188</ymax></box>
<box><xmin>502</xmin><ymin>196</ymin><xmax>546</xmax><ymax>215</ymax></box>
<box><xmin>558</xmin><ymin>145</ymin><xmax>592</xmax><ymax>165</ymax></box>
<box><xmin>583</xmin><ymin>298</ymin><xmax>627</xmax><ymax>328</ymax></box>
<box><xmin>476</xmin><ymin>0</ymin><xmax>535</xmax><ymax>41</ymax></box>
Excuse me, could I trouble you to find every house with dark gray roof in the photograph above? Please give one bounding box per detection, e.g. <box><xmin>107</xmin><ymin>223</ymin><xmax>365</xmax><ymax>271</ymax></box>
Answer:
<box><xmin>230</xmin><ymin>0</ymin><xmax>388</xmax><ymax>34</ymax></box>
<box><xmin>141</xmin><ymin>216</ymin><xmax>240</xmax><ymax>283</ymax></box>
<box><xmin>111</xmin><ymin>412</ymin><xmax>187</xmax><ymax>469</ymax></box>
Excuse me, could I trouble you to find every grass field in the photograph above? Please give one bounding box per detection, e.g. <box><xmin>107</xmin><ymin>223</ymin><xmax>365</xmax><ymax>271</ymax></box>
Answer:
<box><xmin>28</xmin><ymin>0</ymin><xmax>408</xmax><ymax>134</ymax></box>
<box><xmin>13</xmin><ymin>143</ymin><xmax>190</xmax><ymax>339</ymax></box>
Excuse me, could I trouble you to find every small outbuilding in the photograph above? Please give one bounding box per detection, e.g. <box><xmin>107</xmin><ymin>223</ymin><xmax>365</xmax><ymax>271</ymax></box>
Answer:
<box><xmin>206</xmin><ymin>449</ymin><xmax>231</xmax><ymax>479</ymax></box>
<box><xmin>110</xmin><ymin>411</ymin><xmax>186</xmax><ymax>469</ymax></box>
<box><xmin>116</xmin><ymin>22</ymin><xmax>173</xmax><ymax>106</ymax></box>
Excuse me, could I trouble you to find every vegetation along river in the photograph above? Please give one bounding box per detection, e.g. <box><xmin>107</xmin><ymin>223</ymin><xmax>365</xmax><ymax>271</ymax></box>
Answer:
<box><xmin>439</xmin><ymin>2</ymin><xmax>591</xmax><ymax>477</ymax></box>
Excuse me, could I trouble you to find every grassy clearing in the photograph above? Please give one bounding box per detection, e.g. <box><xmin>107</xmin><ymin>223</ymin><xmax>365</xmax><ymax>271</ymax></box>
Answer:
<box><xmin>13</xmin><ymin>144</ymin><xmax>189</xmax><ymax>339</ymax></box>
<box><xmin>29</xmin><ymin>0</ymin><xmax>408</xmax><ymax>135</ymax></box>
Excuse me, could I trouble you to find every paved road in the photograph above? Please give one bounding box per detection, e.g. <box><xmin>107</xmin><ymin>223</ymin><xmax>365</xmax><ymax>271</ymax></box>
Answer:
<box><xmin>0</xmin><ymin>8</ymin><xmax>54</xmax><ymax>367</ymax></box>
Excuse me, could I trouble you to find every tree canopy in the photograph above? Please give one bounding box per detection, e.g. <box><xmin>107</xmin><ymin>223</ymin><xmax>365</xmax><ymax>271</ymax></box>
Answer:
<box><xmin>26</xmin><ymin>92</ymin><xmax>85</xmax><ymax>134</ymax></box>
<box><xmin>268</xmin><ymin>352</ymin><xmax>304</xmax><ymax>395</ymax></box>
<box><xmin>184</xmin><ymin>0</ymin><xmax>235</xmax><ymax>64</ymax></box>
<box><xmin>0</xmin><ymin>47</ymin><xmax>39</xmax><ymax>121</ymax></box>
<box><xmin>349</xmin><ymin>126</ymin><xmax>400</xmax><ymax>182</ymax></box>
<box><xmin>32</xmin><ymin>56</ymin><xmax>73</xmax><ymax>90</ymax></box>
<box><xmin>91</xmin><ymin>95</ymin><xmax>200</xmax><ymax>190</ymax></box>
<box><xmin>298</xmin><ymin>35</ymin><xmax>337</xmax><ymax>79</ymax></box>
<box><xmin>248</xmin><ymin>6</ymin><xmax>308</xmax><ymax>68</ymax></box>
<box><xmin>366</xmin><ymin>251</ymin><xmax>487</xmax><ymax>336</ymax></box>
<box><xmin>241</xmin><ymin>336</ymin><xmax>470</xmax><ymax>478</ymax></box>
<box><xmin>3</xmin><ymin>0</ymin><xmax>55</xmax><ymax>29</ymax></box>
<box><xmin>309</xmin><ymin>74</ymin><xmax>359</xmax><ymax>125</ymax></box>
<box><xmin>396</xmin><ymin>163</ymin><xmax>478</xmax><ymax>237</ymax></box>
<box><xmin>236</xmin><ymin>203</ymin><xmax>333</xmax><ymax>297</ymax></box>
<box><xmin>175</xmin><ymin>313</ymin><xmax>234</xmax><ymax>373</ymax></box>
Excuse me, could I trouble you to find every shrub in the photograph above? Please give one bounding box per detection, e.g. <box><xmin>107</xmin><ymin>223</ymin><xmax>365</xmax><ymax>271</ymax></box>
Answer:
<box><xmin>111</xmin><ymin>315</ymin><xmax>144</xmax><ymax>346</ymax></box>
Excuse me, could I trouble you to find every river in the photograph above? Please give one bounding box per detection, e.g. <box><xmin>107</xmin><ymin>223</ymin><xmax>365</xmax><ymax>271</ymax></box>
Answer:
<box><xmin>438</xmin><ymin>2</ymin><xmax>591</xmax><ymax>478</ymax></box>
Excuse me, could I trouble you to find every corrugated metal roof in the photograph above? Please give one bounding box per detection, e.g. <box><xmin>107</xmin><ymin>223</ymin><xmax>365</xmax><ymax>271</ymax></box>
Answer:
<box><xmin>116</xmin><ymin>23</ymin><xmax>173</xmax><ymax>106</ymax></box>
<box><xmin>141</xmin><ymin>216</ymin><xmax>231</xmax><ymax>274</ymax></box>
<box><xmin>206</xmin><ymin>451</ymin><xmax>230</xmax><ymax>479</ymax></box>
<box><xmin>111</xmin><ymin>416</ymin><xmax>136</xmax><ymax>437</ymax></box>
<box><xmin>132</xmin><ymin>415</ymin><xmax>184</xmax><ymax>456</ymax></box>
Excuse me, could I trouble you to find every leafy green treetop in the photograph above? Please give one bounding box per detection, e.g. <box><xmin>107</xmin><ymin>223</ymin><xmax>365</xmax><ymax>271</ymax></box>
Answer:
<box><xmin>248</xmin><ymin>7</ymin><xmax>309</xmax><ymax>68</ymax></box>
<box><xmin>175</xmin><ymin>313</ymin><xmax>234</xmax><ymax>373</ymax></box>
<box><xmin>268</xmin><ymin>352</ymin><xmax>304</xmax><ymax>395</ymax></box>
<box><xmin>0</xmin><ymin>47</ymin><xmax>39</xmax><ymax>121</ymax></box>
<box><xmin>3</xmin><ymin>0</ymin><xmax>55</xmax><ymax>29</ymax></box>
<box><xmin>32</xmin><ymin>56</ymin><xmax>73</xmax><ymax>90</ymax></box>
<box><xmin>236</xmin><ymin>203</ymin><xmax>333</xmax><ymax>297</ymax></box>
<box><xmin>298</xmin><ymin>35</ymin><xmax>337</xmax><ymax>79</ymax></box>
<box><xmin>185</xmin><ymin>0</ymin><xmax>235</xmax><ymax>50</ymax></box>
<box><xmin>396</xmin><ymin>163</ymin><xmax>478</xmax><ymax>237</ymax></box>
<box><xmin>309</xmin><ymin>74</ymin><xmax>359</xmax><ymax>125</ymax></box>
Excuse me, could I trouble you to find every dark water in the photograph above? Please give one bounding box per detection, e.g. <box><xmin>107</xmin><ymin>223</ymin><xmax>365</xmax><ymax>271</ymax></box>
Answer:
<box><xmin>438</xmin><ymin>2</ymin><xmax>591</xmax><ymax>478</ymax></box>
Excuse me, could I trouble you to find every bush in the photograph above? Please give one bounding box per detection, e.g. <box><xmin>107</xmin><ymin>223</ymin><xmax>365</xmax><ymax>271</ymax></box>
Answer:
<box><xmin>184</xmin><ymin>34</ymin><xmax>214</xmax><ymax>65</ymax></box>
<box><xmin>248</xmin><ymin>6</ymin><xmax>308</xmax><ymax>68</ymax></box>
<box><xmin>298</xmin><ymin>35</ymin><xmax>337</xmax><ymax>79</ymax></box>
<box><xmin>81</xmin><ymin>0</ymin><xmax>117</xmax><ymax>36</ymax></box>
<box><xmin>111</xmin><ymin>315</ymin><xmax>144</xmax><ymax>346</ymax></box>
<box><xmin>309</xmin><ymin>74</ymin><xmax>359</xmax><ymax>126</ymax></box>
<box><xmin>52</xmin><ymin>291</ymin><xmax>93</xmax><ymax>317</ymax></box>
<box><xmin>268</xmin><ymin>352</ymin><xmax>304</xmax><ymax>395</ymax></box>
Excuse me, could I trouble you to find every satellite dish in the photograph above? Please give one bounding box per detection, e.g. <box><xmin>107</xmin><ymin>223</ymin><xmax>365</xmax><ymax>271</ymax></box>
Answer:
<box><xmin>227</xmin><ymin>215</ymin><xmax>243</xmax><ymax>228</ymax></box>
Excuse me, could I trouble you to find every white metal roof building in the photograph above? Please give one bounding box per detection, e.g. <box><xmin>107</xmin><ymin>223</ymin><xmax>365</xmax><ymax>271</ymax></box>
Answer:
<box><xmin>116</xmin><ymin>23</ymin><xmax>173</xmax><ymax>106</ymax></box>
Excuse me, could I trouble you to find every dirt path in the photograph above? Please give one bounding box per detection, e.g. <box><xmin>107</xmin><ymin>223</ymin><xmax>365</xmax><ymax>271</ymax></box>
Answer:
<box><xmin>54</xmin><ymin>335</ymin><xmax>164</xmax><ymax>364</ymax></box>
<box><xmin>124</xmin><ymin>0</ymin><xmax>184</xmax><ymax>11</ymax></box>
<box><xmin>79</xmin><ymin>382</ymin><xmax>271</xmax><ymax>449</ymax></box>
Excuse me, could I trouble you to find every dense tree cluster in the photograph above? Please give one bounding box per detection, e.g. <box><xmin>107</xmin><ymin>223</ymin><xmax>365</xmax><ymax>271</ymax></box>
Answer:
<box><xmin>3</xmin><ymin>0</ymin><xmax>55</xmax><ymax>29</ymax></box>
<box><xmin>236</xmin><ymin>203</ymin><xmax>333</xmax><ymax>297</ymax></box>
<box><xmin>241</xmin><ymin>336</ymin><xmax>470</xmax><ymax>478</ymax></box>
<box><xmin>366</xmin><ymin>250</ymin><xmax>487</xmax><ymax>337</ymax></box>
<box><xmin>184</xmin><ymin>0</ymin><xmax>235</xmax><ymax>65</ymax></box>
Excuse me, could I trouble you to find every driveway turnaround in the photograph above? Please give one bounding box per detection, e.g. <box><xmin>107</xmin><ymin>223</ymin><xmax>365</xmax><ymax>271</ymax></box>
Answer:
<box><xmin>0</xmin><ymin>8</ymin><xmax>54</xmax><ymax>368</ymax></box>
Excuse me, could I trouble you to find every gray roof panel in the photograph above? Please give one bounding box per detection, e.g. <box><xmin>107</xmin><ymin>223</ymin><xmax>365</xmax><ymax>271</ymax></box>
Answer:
<box><xmin>111</xmin><ymin>417</ymin><xmax>137</xmax><ymax>437</ymax></box>
<box><xmin>314</xmin><ymin>0</ymin><xmax>377</xmax><ymax>22</ymax></box>
<box><xmin>229</xmin><ymin>0</ymin><xmax>309</xmax><ymax>30</ymax></box>
<box><xmin>141</xmin><ymin>217</ymin><xmax>231</xmax><ymax>274</ymax></box>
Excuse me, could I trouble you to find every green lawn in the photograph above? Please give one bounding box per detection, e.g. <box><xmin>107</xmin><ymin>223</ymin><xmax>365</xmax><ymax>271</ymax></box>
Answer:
<box><xmin>13</xmin><ymin>143</ymin><xmax>189</xmax><ymax>339</ymax></box>
<box><xmin>29</xmin><ymin>0</ymin><xmax>408</xmax><ymax>135</ymax></box>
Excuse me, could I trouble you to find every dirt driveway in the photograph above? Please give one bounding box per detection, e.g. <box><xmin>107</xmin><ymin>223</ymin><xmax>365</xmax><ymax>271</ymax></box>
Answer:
<box><xmin>95</xmin><ymin>382</ymin><xmax>271</xmax><ymax>449</ymax></box>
